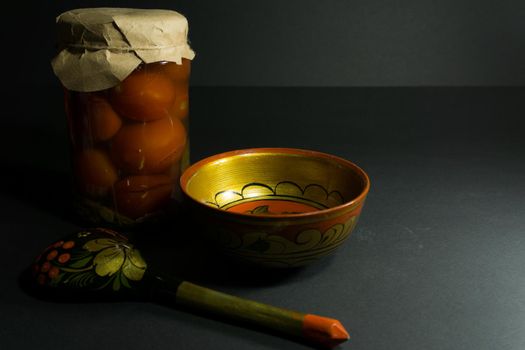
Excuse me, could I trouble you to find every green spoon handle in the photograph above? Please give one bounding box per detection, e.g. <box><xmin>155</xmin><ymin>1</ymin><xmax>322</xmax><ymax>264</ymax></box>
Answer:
<box><xmin>149</xmin><ymin>273</ymin><xmax>303</xmax><ymax>335</ymax></box>
<box><xmin>148</xmin><ymin>273</ymin><xmax>349</xmax><ymax>348</ymax></box>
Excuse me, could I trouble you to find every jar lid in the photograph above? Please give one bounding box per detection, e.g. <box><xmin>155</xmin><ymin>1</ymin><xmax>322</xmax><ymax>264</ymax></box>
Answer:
<box><xmin>51</xmin><ymin>8</ymin><xmax>195</xmax><ymax>92</ymax></box>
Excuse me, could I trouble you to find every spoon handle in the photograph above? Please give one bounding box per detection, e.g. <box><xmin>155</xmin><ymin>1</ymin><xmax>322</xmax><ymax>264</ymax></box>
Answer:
<box><xmin>148</xmin><ymin>274</ymin><xmax>349</xmax><ymax>348</ymax></box>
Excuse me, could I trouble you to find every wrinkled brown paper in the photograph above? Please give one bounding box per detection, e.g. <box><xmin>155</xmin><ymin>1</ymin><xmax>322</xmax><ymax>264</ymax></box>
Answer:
<box><xmin>51</xmin><ymin>8</ymin><xmax>195</xmax><ymax>92</ymax></box>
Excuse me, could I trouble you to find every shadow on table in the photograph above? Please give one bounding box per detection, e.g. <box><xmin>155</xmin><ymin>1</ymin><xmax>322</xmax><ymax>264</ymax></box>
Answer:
<box><xmin>131</xmin><ymin>219</ymin><xmax>334</xmax><ymax>288</ymax></box>
<box><xmin>5</xmin><ymin>125</ymin><xmax>331</xmax><ymax>294</ymax></box>
<box><xmin>0</xmin><ymin>122</ymin><xmax>74</xmax><ymax>222</ymax></box>
<box><xmin>0</xmin><ymin>160</ymin><xmax>74</xmax><ymax>222</ymax></box>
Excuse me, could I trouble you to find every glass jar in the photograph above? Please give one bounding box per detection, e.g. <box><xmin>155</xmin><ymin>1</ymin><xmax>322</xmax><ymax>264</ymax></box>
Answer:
<box><xmin>52</xmin><ymin>8</ymin><xmax>195</xmax><ymax>227</ymax></box>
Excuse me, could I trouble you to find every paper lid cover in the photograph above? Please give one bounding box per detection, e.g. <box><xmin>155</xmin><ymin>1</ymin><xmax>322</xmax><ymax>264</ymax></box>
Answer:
<box><xmin>51</xmin><ymin>8</ymin><xmax>195</xmax><ymax>92</ymax></box>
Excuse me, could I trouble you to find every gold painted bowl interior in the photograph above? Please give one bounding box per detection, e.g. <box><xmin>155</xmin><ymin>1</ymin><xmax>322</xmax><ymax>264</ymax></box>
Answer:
<box><xmin>182</xmin><ymin>149</ymin><xmax>368</xmax><ymax>216</ymax></box>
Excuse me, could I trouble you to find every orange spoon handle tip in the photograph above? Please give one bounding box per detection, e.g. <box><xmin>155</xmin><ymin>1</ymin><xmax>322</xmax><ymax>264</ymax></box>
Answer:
<box><xmin>302</xmin><ymin>314</ymin><xmax>350</xmax><ymax>348</ymax></box>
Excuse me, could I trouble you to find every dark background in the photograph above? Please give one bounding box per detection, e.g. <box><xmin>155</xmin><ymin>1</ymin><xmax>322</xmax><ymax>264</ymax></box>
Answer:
<box><xmin>1</xmin><ymin>2</ymin><xmax>525</xmax><ymax>350</ymax></box>
<box><xmin>8</xmin><ymin>0</ymin><xmax>525</xmax><ymax>89</ymax></box>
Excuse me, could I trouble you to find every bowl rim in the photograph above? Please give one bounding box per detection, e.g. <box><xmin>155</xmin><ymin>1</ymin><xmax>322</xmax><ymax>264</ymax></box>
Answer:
<box><xmin>179</xmin><ymin>147</ymin><xmax>371</xmax><ymax>220</ymax></box>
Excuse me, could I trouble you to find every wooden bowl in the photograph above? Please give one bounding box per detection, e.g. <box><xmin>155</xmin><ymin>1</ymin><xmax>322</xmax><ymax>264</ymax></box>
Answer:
<box><xmin>180</xmin><ymin>148</ymin><xmax>370</xmax><ymax>268</ymax></box>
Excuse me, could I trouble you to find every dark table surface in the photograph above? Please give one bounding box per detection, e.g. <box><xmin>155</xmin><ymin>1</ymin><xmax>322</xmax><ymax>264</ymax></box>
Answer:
<box><xmin>1</xmin><ymin>87</ymin><xmax>524</xmax><ymax>350</ymax></box>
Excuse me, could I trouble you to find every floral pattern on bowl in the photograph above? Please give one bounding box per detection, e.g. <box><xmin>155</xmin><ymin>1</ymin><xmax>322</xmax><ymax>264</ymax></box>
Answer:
<box><xmin>215</xmin><ymin>216</ymin><xmax>359</xmax><ymax>267</ymax></box>
<box><xmin>207</xmin><ymin>181</ymin><xmax>345</xmax><ymax>215</ymax></box>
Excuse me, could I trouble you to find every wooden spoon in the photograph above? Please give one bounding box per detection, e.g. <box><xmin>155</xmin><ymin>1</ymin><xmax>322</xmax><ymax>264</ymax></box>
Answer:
<box><xmin>30</xmin><ymin>227</ymin><xmax>349</xmax><ymax>348</ymax></box>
